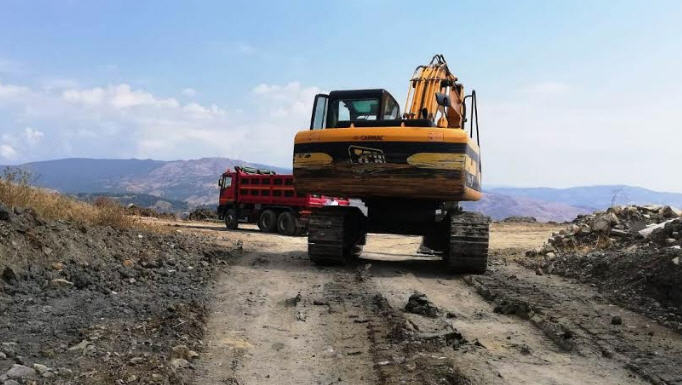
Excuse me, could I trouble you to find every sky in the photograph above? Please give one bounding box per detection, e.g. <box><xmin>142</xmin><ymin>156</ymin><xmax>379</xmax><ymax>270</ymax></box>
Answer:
<box><xmin>0</xmin><ymin>1</ymin><xmax>681</xmax><ymax>192</ymax></box>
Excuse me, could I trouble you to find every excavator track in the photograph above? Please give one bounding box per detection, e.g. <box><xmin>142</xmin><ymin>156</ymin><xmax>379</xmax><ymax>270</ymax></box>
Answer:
<box><xmin>308</xmin><ymin>207</ymin><xmax>364</xmax><ymax>266</ymax></box>
<box><xmin>446</xmin><ymin>211</ymin><xmax>490</xmax><ymax>273</ymax></box>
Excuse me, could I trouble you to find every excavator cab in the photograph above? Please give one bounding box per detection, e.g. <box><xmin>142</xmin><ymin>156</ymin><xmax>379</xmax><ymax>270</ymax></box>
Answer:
<box><xmin>310</xmin><ymin>89</ymin><xmax>401</xmax><ymax>129</ymax></box>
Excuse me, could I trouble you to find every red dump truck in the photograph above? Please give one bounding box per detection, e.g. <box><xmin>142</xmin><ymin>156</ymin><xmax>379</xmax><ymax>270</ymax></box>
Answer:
<box><xmin>217</xmin><ymin>166</ymin><xmax>349</xmax><ymax>235</ymax></box>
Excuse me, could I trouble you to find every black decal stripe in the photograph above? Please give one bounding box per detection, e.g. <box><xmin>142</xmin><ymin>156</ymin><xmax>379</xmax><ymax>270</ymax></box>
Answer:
<box><xmin>294</xmin><ymin>141</ymin><xmax>479</xmax><ymax>164</ymax></box>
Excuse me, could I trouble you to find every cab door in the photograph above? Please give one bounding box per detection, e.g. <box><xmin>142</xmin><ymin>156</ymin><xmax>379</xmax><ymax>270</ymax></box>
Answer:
<box><xmin>219</xmin><ymin>174</ymin><xmax>235</xmax><ymax>205</ymax></box>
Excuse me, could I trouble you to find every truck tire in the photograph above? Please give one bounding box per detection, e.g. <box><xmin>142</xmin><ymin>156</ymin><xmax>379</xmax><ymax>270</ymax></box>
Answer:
<box><xmin>277</xmin><ymin>211</ymin><xmax>298</xmax><ymax>236</ymax></box>
<box><xmin>258</xmin><ymin>209</ymin><xmax>277</xmax><ymax>233</ymax></box>
<box><xmin>225</xmin><ymin>209</ymin><xmax>238</xmax><ymax>230</ymax></box>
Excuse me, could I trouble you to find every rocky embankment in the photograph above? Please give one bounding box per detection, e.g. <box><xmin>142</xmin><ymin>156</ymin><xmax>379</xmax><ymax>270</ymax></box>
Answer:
<box><xmin>524</xmin><ymin>205</ymin><xmax>682</xmax><ymax>331</ymax></box>
<box><xmin>0</xmin><ymin>203</ymin><xmax>232</xmax><ymax>384</ymax></box>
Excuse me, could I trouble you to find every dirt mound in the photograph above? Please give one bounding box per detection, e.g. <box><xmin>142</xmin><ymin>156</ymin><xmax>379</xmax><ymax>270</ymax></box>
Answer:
<box><xmin>524</xmin><ymin>205</ymin><xmax>682</xmax><ymax>331</ymax></box>
<box><xmin>187</xmin><ymin>207</ymin><xmax>218</xmax><ymax>221</ymax></box>
<box><xmin>0</xmin><ymin>203</ymin><xmax>232</xmax><ymax>384</ymax></box>
<box><xmin>404</xmin><ymin>291</ymin><xmax>440</xmax><ymax>318</ymax></box>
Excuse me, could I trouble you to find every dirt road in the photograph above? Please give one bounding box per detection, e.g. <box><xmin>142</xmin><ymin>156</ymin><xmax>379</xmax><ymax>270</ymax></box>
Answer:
<box><xmin>155</xmin><ymin>220</ymin><xmax>681</xmax><ymax>385</ymax></box>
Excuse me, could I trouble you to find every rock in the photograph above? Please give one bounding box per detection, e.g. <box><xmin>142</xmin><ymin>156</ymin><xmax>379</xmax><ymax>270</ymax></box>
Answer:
<box><xmin>591</xmin><ymin>213</ymin><xmax>619</xmax><ymax>233</ymax></box>
<box><xmin>0</xmin><ymin>204</ymin><xmax>10</xmax><ymax>220</ymax></box>
<box><xmin>49</xmin><ymin>278</ymin><xmax>74</xmax><ymax>288</ymax></box>
<box><xmin>611</xmin><ymin>316</ymin><xmax>623</xmax><ymax>325</ymax></box>
<box><xmin>295</xmin><ymin>311</ymin><xmax>306</xmax><ymax>321</ymax></box>
<box><xmin>171</xmin><ymin>345</ymin><xmax>189</xmax><ymax>359</ymax></box>
<box><xmin>170</xmin><ymin>358</ymin><xmax>189</xmax><ymax>370</ymax></box>
<box><xmin>1</xmin><ymin>267</ymin><xmax>17</xmax><ymax>283</ymax></box>
<box><xmin>32</xmin><ymin>363</ymin><xmax>51</xmax><ymax>377</ymax></box>
<box><xmin>0</xmin><ymin>352</ymin><xmax>5</xmax><ymax>359</ymax></box>
<box><xmin>660</xmin><ymin>206</ymin><xmax>681</xmax><ymax>218</ymax></box>
<box><xmin>545</xmin><ymin>252</ymin><xmax>556</xmax><ymax>260</ymax></box>
<box><xmin>535</xmin><ymin>267</ymin><xmax>543</xmax><ymax>276</ymax></box>
<box><xmin>4</xmin><ymin>380</ymin><xmax>20</xmax><ymax>385</ymax></box>
<box><xmin>122</xmin><ymin>259</ymin><xmax>134</xmax><ymax>268</ymax></box>
<box><xmin>404</xmin><ymin>292</ymin><xmax>440</xmax><ymax>318</ymax></box>
<box><xmin>68</xmin><ymin>339</ymin><xmax>90</xmax><ymax>352</ymax></box>
<box><xmin>151</xmin><ymin>373</ymin><xmax>163</xmax><ymax>382</ymax></box>
<box><xmin>672</xmin><ymin>257</ymin><xmax>680</xmax><ymax>265</ymax></box>
<box><xmin>126</xmin><ymin>375</ymin><xmax>138</xmax><ymax>383</ymax></box>
<box><xmin>187</xmin><ymin>350</ymin><xmax>199</xmax><ymax>360</ymax></box>
<box><xmin>129</xmin><ymin>356</ymin><xmax>145</xmax><ymax>365</ymax></box>
<box><xmin>519</xmin><ymin>344</ymin><xmax>532</xmax><ymax>355</ymax></box>
<box><xmin>285</xmin><ymin>293</ymin><xmax>302</xmax><ymax>307</ymax></box>
<box><xmin>6</xmin><ymin>364</ymin><xmax>36</xmax><ymax>379</ymax></box>
<box><xmin>610</xmin><ymin>229</ymin><xmax>628</xmax><ymax>237</ymax></box>
<box><xmin>51</xmin><ymin>262</ymin><xmax>64</xmax><ymax>271</ymax></box>
<box><xmin>639</xmin><ymin>219</ymin><xmax>677</xmax><ymax>238</ymax></box>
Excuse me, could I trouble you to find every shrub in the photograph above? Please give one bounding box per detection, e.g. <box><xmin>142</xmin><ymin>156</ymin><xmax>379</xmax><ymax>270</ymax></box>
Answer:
<box><xmin>0</xmin><ymin>167</ymin><xmax>133</xmax><ymax>228</ymax></box>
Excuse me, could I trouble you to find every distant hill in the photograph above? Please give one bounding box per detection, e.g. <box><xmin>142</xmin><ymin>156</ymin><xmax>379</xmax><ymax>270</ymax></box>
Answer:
<box><xmin>462</xmin><ymin>192</ymin><xmax>590</xmax><ymax>222</ymax></box>
<box><xmin>487</xmin><ymin>185</ymin><xmax>682</xmax><ymax>211</ymax></box>
<box><xmin>6</xmin><ymin>157</ymin><xmax>289</xmax><ymax>207</ymax></box>
<box><xmin>5</xmin><ymin>158</ymin><xmax>682</xmax><ymax>222</ymax></box>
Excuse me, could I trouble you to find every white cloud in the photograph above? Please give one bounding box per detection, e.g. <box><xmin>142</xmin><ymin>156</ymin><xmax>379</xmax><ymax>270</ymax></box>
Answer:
<box><xmin>62</xmin><ymin>84</ymin><xmax>179</xmax><ymax>109</ymax></box>
<box><xmin>0</xmin><ymin>80</ymin><xmax>319</xmax><ymax>167</ymax></box>
<box><xmin>181</xmin><ymin>88</ymin><xmax>197</xmax><ymax>97</ymax></box>
<box><xmin>24</xmin><ymin>127</ymin><xmax>44</xmax><ymax>145</ymax></box>
<box><xmin>0</xmin><ymin>144</ymin><xmax>16</xmax><ymax>159</ymax></box>
<box><xmin>0</xmin><ymin>82</ymin><xmax>30</xmax><ymax>99</ymax></box>
<box><xmin>481</xmin><ymin>80</ymin><xmax>682</xmax><ymax>192</ymax></box>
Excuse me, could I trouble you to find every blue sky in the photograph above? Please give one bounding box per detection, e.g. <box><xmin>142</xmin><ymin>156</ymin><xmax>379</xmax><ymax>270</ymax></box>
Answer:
<box><xmin>1</xmin><ymin>1</ymin><xmax>681</xmax><ymax>191</ymax></box>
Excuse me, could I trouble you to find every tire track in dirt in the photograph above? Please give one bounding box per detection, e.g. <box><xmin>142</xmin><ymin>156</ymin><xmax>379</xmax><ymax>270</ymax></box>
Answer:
<box><xmin>162</xmin><ymin>220</ymin><xmax>679</xmax><ymax>385</ymax></box>
<box><xmin>465</xmin><ymin>255</ymin><xmax>682</xmax><ymax>385</ymax></box>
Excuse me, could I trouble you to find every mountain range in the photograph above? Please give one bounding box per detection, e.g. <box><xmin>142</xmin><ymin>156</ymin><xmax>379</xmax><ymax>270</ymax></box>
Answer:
<box><xmin>4</xmin><ymin>158</ymin><xmax>682</xmax><ymax>222</ymax></box>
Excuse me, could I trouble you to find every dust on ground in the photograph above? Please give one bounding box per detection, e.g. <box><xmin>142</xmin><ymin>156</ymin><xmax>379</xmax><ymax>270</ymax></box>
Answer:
<box><xmin>147</xmin><ymin>217</ymin><xmax>679</xmax><ymax>385</ymax></box>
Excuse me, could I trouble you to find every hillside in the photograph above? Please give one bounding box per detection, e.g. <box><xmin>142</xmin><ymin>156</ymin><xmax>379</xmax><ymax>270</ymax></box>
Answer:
<box><xmin>462</xmin><ymin>192</ymin><xmax>590</xmax><ymax>222</ymax></box>
<box><xmin>488</xmin><ymin>185</ymin><xmax>682</xmax><ymax>211</ymax></box>
<box><xmin>8</xmin><ymin>157</ymin><xmax>289</xmax><ymax>207</ymax></box>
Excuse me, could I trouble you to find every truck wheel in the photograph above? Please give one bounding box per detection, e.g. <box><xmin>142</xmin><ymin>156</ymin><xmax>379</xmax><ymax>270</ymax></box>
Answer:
<box><xmin>225</xmin><ymin>209</ymin><xmax>238</xmax><ymax>230</ymax></box>
<box><xmin>277</xmin><ymin>211</ymin><xmax>297</xmax><ymax>236</ymax></box>
<box><xmin>258</xmin><ymin>209</ymin><xmax>277</xmax><ymax>232</ymax></box>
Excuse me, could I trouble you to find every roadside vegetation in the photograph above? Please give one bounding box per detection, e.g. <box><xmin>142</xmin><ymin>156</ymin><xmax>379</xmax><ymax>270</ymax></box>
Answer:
<box><xmin>0</xmin><ymin>167</ymin><xmax>133</xmax><ymax>228</ymax></box>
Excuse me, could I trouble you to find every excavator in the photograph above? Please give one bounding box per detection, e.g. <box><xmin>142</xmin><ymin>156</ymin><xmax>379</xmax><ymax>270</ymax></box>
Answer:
<box><xmin>292</xmin><ymin>54</ymin><xmax>488</xmax><ymax>273</ymax></box>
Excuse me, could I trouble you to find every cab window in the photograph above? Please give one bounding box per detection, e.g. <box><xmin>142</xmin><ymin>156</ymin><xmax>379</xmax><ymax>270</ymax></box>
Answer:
<box><xmin>310</xmin><ymin>94</ymin><xmax>328</xmax><ymax>130</ymax></box>
<box><xmin>383</xmin><ymin>96</ymin><xmax>400</xmax><ymax>119</ymax></box>
<box><xmin>221</xmin><ymin>176</ymin><xmax>232</xmax><ymax>188</ymax></box>
<box><xmin>328</xmin><ymin>98</ymin><xmax>379</xmax><ymax>127</ymax></box>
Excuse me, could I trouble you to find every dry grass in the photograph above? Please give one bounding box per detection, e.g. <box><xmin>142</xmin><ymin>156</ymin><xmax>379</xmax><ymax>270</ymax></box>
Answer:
<box><xmin>0</xmin><ymin>168</ymin><xmax>134</xmax><ymax>228</ymax></box>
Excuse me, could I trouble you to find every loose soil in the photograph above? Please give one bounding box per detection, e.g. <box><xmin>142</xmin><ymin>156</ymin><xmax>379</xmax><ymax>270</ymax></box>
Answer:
<box><xmin>147</xmin><ymin>220</ymin><xmax>680</xmax><ymax>385</ymax></box>
<box><xmin>4</xmin><ymin>211</ymin><xmax>681</xmax><ymax>385</ymax></box>
<box><xmin>0</xmin><ymin>208</ymin><xmax>232</xmax><ymax>384</ymax></box>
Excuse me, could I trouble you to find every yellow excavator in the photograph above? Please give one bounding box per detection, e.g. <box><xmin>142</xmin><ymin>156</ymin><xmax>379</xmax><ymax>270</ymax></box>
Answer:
<box><xmin>292</xmin><ymin>54</ymin><xmax>488</xmax><ymax>273</ymax></box>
